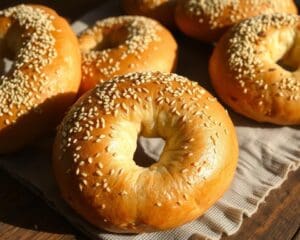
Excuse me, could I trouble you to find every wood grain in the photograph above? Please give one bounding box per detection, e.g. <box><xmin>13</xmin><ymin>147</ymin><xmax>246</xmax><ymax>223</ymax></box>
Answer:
<box><xmin>293</xmin><ymin>229</ymin><xmax>300</xmax><ymax>240</ymax></box>
<box><xmin>223</xmin><ymin>168</ymin><xmax>300</xmax><ymax>240</ymax></box>
<box><xmin>0</xmin><ymin>1</ymin><xmax>299</xmax><ymax>240</ymax></box>
<box><xmin>0</xmin><ymin>168</ymin><xmax>80</xmax><ymax>240</ymax></box>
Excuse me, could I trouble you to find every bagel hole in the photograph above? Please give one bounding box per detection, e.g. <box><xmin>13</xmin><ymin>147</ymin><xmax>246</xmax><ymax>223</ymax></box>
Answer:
<box><xmin>277</xmin><ymin>59</ymin><xmax>298</xmax><ymax>72</ymax></box>
<box><xmin>133</xmin><ymin>136</ymin><xmax>165</xmax><ymax>168</ymax></box>
<box><xmin>0</xmin><ymin>43</ymin><xmax>15</xmax><ymax>75</ymax></box>
<box><xmin>0</xmin><ymin>57</ymin><xmax>14</xmax><ymax>76</ymax></box>
<box><xmin>274</xmin><ymin>30</ymin><xmax>300</xmax><ymax>72</ymax></box>
<box><xmin>93</xmin><ymin>27</ymin><xmax>128</xmax><ymax>51</ymax></box>
<box><xmin>0</xmin><ymin>23</ymin><xmax>23</xmax><ymax>76</ymax></box>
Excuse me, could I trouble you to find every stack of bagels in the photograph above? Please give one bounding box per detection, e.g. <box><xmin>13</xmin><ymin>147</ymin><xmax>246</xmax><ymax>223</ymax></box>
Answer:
<box><xmin>0</xmin><ymin>0</ymin><xmax>298</xmax><ymax>235</ymax></box>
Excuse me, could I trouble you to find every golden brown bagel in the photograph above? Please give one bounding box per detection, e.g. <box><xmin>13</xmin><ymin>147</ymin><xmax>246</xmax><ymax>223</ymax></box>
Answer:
<box><xmin>121</xmin><ymin>0</ymin><xmax>176</xmax><ymax>27</ymax></box>
<box><xmin>79</xmin><ymin>16</ymin><xmax>177</xmax><ymax>93</ymax></box>
<box><xmin>210</xmin><ymin>13</ymin><xmax>300</xmax><ymax>125</ymax></box>
<box><xmin>0</xmin><ymin>4</ymin><xmax>81</xmax><ymax>153</ymax></box>
<box><xmin>175</xmin><ymin>0</ymin><xmax>298</xmax><ymax>42</ymax></box>
<box><xmin>53</xmin><ymin>71</ymin><xmax>238</xmax><ymax>233</ymax></box>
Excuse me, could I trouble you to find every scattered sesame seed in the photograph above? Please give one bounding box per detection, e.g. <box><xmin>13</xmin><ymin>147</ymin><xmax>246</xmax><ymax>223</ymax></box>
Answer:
<box><xmin>87</xmin><ymin>157</ymin><xmax>93</xmax><ymax>164</ymax></box>
<box><xmin>97</xmin><ymin>162</ymin><xmax>103</xmax><ymax>169</ymax></box>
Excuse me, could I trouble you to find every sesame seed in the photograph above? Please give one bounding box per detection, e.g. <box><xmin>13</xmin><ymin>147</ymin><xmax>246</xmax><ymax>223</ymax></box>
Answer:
<box><xmin>82</xmin><ymin>179</ymin><xmax>88</xmax><ymax>186</ymax></box>
<box><xmin>79</xmin><ymin>161</ymin><xmax>85</xmax><ymax>166</ymax></box>
<box><xmin>187</xmin><ymin>152</ymin><xmax>193</xmax><ymax>157</ymax></box>
<box><xmin>87</xmin><ymin>157</ymin><xmax>93</xmax><ymax>164</ymax></box>
<box><xmin>119</xmin><ymin>190</ymin><xmax>128</xmax><ymax>196</ymax></box>
<box><xmin>97</xmin><ymin>162</ymin><xmax>103</xmax><ymax>169</ymax></box>
<box><xmin>181</xmin><ymin>168</ymin><xmax>188</xmax><ymax>173</ymax></box>
<box><xmin>109</xmin><ymin>169</ymin><xmax>115</xmax><ymax>175</ymax></box>
<box><xmin>183</xmin><ymin>194</ymin><xmax>188</xmax><ymax>200</ymax></box>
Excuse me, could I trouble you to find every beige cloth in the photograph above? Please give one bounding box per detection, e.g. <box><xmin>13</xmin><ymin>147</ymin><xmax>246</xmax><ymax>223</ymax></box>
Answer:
<box><xmin>0</xmin><ymin>1</ymin><xmax>299</xmax><ymax>240</ymax></box>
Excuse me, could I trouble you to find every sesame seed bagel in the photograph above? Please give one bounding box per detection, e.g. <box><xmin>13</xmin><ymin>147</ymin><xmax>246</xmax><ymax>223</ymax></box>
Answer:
<box><xmin>79</xmin><ymin>16</ymin><xmax>177</xmax><ymax>94</ymax></box>
<box><xmin>121</xmin><ymin>0</ymin><xmax>176</xmax><ymax>27</ymax></box>
<box><xmin>53</xmin><ymin>72</ymin><xmax>238</xmax><ymax>233</ymax></box>
<box><xmin>210</xmin><ymin>13</ymin><xmax>300</xmax><ymax>125</ymax></box>
<box><xmin>0</xmin><ymin>4</ymin><xmax>81</xmax><ymax>153</ymax></box>
<box><xmin>175</xmin><ymin>0</ymin><xmax>297</xmax><ymax>42</ymax></box>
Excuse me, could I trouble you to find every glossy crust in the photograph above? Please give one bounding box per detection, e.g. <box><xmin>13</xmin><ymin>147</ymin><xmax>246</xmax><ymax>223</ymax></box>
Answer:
<box><xmin>175</xmin><ymin>0</ymin><xmax>298</xmax><ymax>42</ymax></box>
<box><xmin>121</xmin><ymin>0</ymin><xmax>176</xmax><ymax>27</ymax></box>
<box><xmin>53</xmin><ymin>72</ymin><xmax>238</xmax><ymax>233</ymax></box>
<box><xmin>0</xmin><ymin>4</ymin><xmax>81</xmax><ymax>153</ymax></box>
<box><xmin>79</xmin><ymin>16</ymin><xmax>177</xmax><ymax>94</ymax></box>
<box><xmin>210</xmin><ymin>13</ymin><xmax>300</xmax><ymax>125</ymax></box>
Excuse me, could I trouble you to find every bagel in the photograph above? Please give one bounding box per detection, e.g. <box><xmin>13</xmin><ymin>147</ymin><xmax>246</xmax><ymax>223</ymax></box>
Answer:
<box><xmin>210</xmin><ymin>13</ymin><xmax>300</xmax><ymax>125</ymax></box>
<box><xmin>121</xmin><ymin>0</ymin><xmax>176</xmax><ymax>27</ymax></box>
<box><xmin>79</xmin><ymin>16</ymin><xmax>177</xmax><ymax>93</ymax></box>
<box><xmin>0</xmin><ymin>4</ymin><xmax>81</xmax><ymax>153</ymax></box>
<box><xmin>175</xmin><ymin>0</ymin><xmax>298</xmax><ymax>42</ymax></box>
<box><xmin>53</xmin><ymin>71</ymin><xmax>238</xmax><ymax>233</ymax></box>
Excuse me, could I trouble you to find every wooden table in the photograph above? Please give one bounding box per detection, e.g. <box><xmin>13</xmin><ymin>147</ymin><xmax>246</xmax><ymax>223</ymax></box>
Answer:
<box><xmin>0</xmin><ymin>1</ymin><xmax>299</xmax><ymax>239</ymax></box>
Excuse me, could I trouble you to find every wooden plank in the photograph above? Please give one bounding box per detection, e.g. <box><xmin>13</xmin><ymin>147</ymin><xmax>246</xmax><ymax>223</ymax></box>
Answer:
<box><xmin>0</xmin><ymin>168</ymin><xmax>80</xmax><ymax>239</ymax></box>
<box><xmin>293</xmin><ymin>229</ymin><xmax>300</xmax><ymax>240</ymax></box>
<box><xmin>223</xmin><ymin>168</ymin><xmax>300</xmax><ymax>240</ymax></box>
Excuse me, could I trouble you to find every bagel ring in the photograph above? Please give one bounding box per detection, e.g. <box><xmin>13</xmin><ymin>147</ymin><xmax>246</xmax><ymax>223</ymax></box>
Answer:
<box><xmin>0</xmin><ymin>4</ymin><xmax>81</xmax><ymax>153</ymax></box>
<box><xmin>53</xmin><ymin>72</ymin><xmax>238</xmax><ymax>233</ymax></box>
<box><xmin>79</xmin><ymin>16</ymin><xmax>177</xmax><ymax>93</ymax></box>
<box><xmin>175</xmin><ymin>0</ymin><xmax>298</xmax><ymax>42</ymax></box>
<box><xmin>121</xmin><ymin>0</ymin><xmax>176</xmax><ymax>27</ymax></box>
<box><xmin>210</xmin><ymin>13</ymin><xmax>300</xmax><ymax>125</ymax></box>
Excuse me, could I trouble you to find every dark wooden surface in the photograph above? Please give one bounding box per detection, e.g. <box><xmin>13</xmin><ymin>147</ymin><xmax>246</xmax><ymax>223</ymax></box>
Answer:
<box><xmin>0</xmin><ymin>1</ymin><xmax>299</xmax><ymax>240</ymax></box>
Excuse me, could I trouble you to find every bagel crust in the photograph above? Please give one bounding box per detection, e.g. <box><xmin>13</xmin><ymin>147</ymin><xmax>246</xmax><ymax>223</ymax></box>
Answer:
<box><xmin>79</xmin><ymin>16</ymin><xmax>177</xmax><ymax>93</ymax></box>
<box><xmin>0</xmin><ymin>5</ymin><xmax>81</xmax><ymax>153</ymax></box>
<box><xmin>175</xmin><ymin>0</ymin><xmax>298</xmax><ymax>42</ymax></box>
<box><xmin>210</xmin><ymin>13</ymin><xmax>300</xmax><ymax>125</ymax></box>
<box><xmin>121</xmin><ymin>0</ymin><xmax>176</xmax><ymax>27</ymax></box>
<box><xmin>53</xmin><ymin>72</ymin><xmax>238</xmax><ymax>233</ymax></box>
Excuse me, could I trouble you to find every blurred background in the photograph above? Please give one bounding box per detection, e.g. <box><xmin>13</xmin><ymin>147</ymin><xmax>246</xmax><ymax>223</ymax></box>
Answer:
<box><xmin>0</xmin><ymin>0</ymin><xmax>299</xmax><ymax>21</ymax></box>
<box><xmin>0</xmin><ymin>0</ymin><xmax>101</xmax><ymax>21</ymax></box>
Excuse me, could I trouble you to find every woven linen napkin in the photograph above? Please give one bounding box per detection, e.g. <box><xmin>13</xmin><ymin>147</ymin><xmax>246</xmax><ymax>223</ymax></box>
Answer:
<box><xmin>0</xmin><ymin>1</ymin><xmax>299</xmax><ymax>240</ymax></box>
